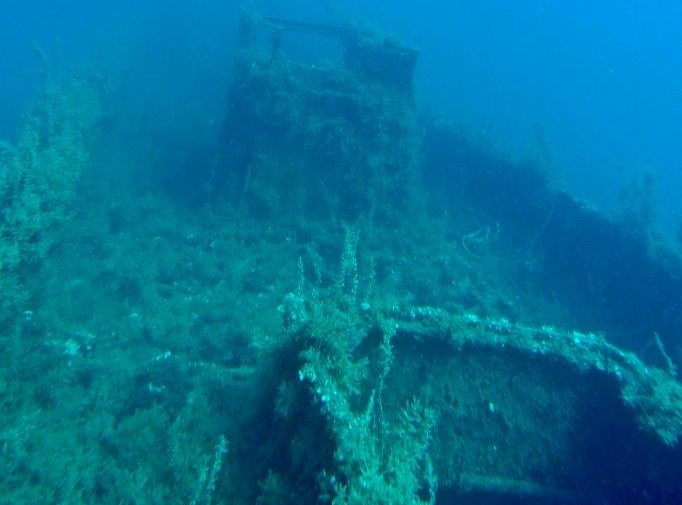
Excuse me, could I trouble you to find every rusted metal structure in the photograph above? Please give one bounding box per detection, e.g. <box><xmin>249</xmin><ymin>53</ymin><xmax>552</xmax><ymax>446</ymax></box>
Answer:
<box><xmin>217</xmin><ymin>11</ymin><xmax>682</xmax><ymax>504</ymax></box>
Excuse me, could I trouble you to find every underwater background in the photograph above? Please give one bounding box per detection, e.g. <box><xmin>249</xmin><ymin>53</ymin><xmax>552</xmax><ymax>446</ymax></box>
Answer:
<box><xmin>2</xmin><ymin>1</ymin><xmax>682</xmax><ymax>503</ymax></box>
<box><xmin>3</xmin><ymin>1</ymin><xmax>682</xmax><ymax>236</ymax></box>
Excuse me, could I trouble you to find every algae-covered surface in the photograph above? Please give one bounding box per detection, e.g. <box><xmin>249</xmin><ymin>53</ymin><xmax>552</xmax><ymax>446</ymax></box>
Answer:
<box><xmin>1</xmin><ymin>12</ymin><xmax>682</xmax><ymax>505</ymax></box>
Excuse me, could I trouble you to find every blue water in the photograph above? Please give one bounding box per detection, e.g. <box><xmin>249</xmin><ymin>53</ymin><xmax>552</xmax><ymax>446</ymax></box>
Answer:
<box><xmin>2</xmin><ymin>1</ymin><xmax>681</xmax><ymax>235</ymax></box>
